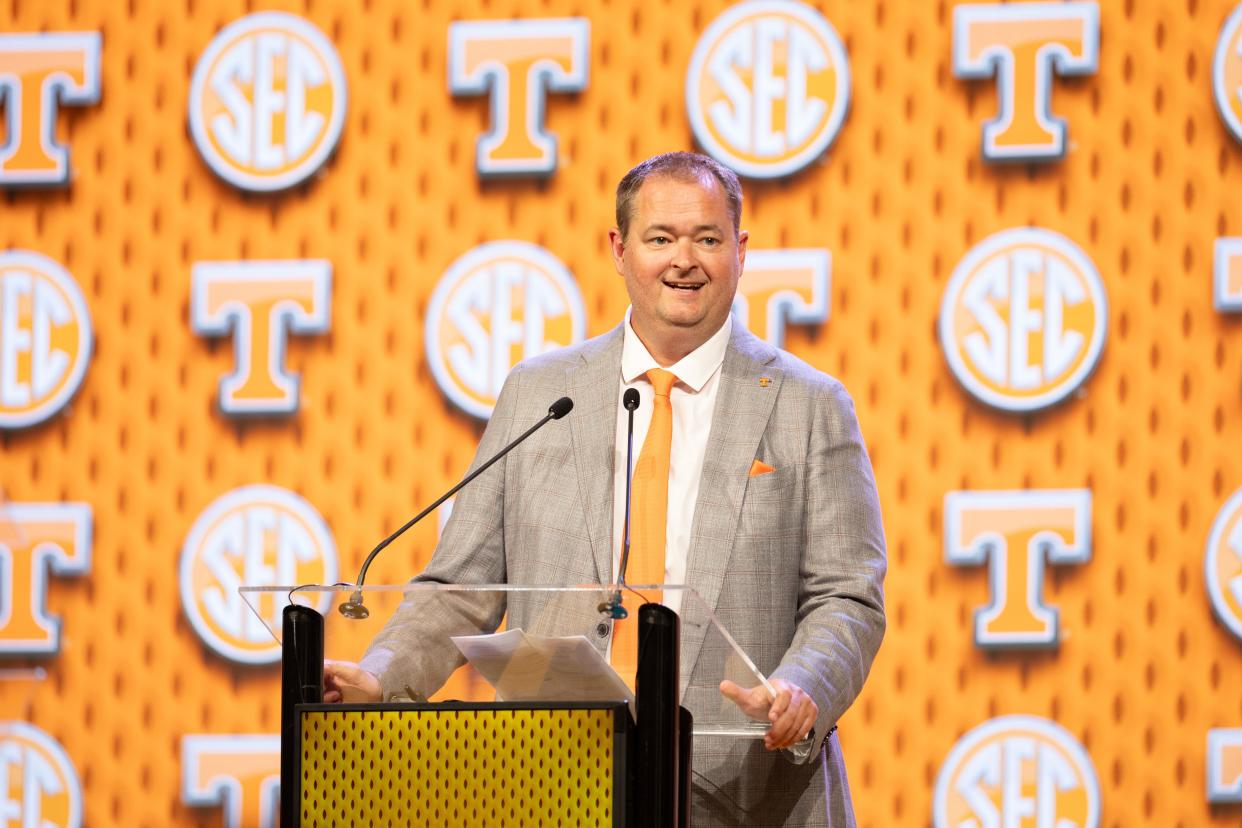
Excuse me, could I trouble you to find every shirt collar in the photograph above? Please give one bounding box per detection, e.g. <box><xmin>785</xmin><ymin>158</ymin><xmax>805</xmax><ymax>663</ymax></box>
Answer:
<box><xmin>620</xmin><ymin>309</ymin><xmax>732</xmax><ymax>392</ymax></box>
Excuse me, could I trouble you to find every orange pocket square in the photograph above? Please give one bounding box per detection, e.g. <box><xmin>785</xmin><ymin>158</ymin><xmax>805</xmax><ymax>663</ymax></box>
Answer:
<box><xmin>749</xmin><ymin>459</ymin><xmax>776</xmax><ymax>477</ymax></box>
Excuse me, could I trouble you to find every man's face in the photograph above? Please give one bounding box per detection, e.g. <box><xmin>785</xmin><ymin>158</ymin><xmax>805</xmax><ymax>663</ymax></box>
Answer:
<box><xmin>609</xmin><ymin>174</ymin><xmax>748</xmax><ymax>358</ymax></box>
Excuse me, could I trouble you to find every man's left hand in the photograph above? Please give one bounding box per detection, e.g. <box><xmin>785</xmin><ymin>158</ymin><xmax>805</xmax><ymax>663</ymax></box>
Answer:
<box><xmin>719</xmin><ymin>678</ymin><xmax>818</xmax><ymax>750</ymax></box>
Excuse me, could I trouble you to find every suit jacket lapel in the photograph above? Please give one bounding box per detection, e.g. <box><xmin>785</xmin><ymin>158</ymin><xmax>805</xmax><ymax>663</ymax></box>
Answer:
<box><xmin>567</xmin><ymin>325</ymin><xmax>625</xmax><ymax>585</ymax></box>
<box><xmin>680</xmin><ymin>324</ymin><xmax>781</xmax><ymax>688</ymax></box>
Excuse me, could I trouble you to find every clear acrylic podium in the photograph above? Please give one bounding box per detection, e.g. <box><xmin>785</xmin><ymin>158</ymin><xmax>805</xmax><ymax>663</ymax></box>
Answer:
<box><xmin>241</xmin><ymin>583</ymin><xmax>779</xmax><ymax>827</ymax></box>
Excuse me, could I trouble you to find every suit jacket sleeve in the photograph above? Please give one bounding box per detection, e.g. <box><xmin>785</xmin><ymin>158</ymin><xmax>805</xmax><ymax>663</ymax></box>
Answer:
<box><xmin>768</xmin><ymin>376</ymin><xmax>886</xmax><ymax>761</ymax></box>
<box><xmin>358</xmin><ymin>364</ymin><xmax>525</xmax><ymax>700</ymax></box>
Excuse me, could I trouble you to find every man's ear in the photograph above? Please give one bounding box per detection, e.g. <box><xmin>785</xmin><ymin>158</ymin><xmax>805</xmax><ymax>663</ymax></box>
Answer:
<box><xmin>608</xmin><ymin>227</ymin><xmax>626</xmax><ymax>274</ymax></box>
<box><xmin>737</xmin><ymin>229</ymin><xmax>749</xmax><ymax>270</ymax></box>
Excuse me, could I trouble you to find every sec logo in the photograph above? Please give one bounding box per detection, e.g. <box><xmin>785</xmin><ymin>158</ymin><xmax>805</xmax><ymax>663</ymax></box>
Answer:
<box><xmin>179</xmin><ymin>485</ymin><xmax>337</xmax><ymax>664</ymax></box>
<box><xmin>939</xmin><ymin>228</ymin><xmax>1107</xmax><ymax>412</ymax></box>
<box><xmin>0</xmin><ymin>251</ymin><xmax>92</xmax><ymax>429</ymax></box>
<box><xmin>188</xmin><ymin>12</ymin><xmax>347</xmax><ymax>191</ymax></box>
<box><xmin>686</xmin><ymin>0</ymin><xmax>850</xmax><ymax>179</ymax></box>
<box><xmin>1214</xmin><ymin>4</ymin><xmax>1242</xmax><ymax>144</ymax></box>
<box><xmin>1206</xmin><ymin>487</ymin><xmax>1242</xmax><ymax>643</ymax></box>
<box><xmin>426</xmin><ymin>241</ymin><xmax>586</xmax><ymax>419</ymax></box>
<box><xmin>934</xmin><ymin>715</ymin><xmax>1100</xmax><ymax>828</ymax></box>
<box><xmin>0</xmin><ymin>721</ymin><xmax>83</xmax><ymax>828</ymax></box>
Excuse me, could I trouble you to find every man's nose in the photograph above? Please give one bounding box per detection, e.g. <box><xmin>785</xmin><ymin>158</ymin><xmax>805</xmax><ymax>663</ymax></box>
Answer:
<box><xmin>670</xmin><ymin>238</ymin><xmax>695</xmax><ymax>270</ymax></box>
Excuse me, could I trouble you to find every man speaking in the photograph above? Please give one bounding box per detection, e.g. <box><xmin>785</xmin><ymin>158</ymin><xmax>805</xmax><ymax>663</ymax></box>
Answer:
<box><xmin>325</xmin><ymin>152</ymin><xmax>887</xmax><ymax>826</ymax></box>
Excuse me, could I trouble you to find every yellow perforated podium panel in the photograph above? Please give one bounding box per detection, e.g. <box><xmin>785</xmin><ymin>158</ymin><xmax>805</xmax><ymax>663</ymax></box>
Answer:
<box><xmin>299</xmin><ymin>705</ymin><xmax>621</xmax><ymax>826</ymax></box>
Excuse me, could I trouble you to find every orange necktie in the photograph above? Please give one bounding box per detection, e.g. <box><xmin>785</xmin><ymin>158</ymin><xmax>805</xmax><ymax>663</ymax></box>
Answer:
<box><xmin>611</xmin><ymin>368</ymin><xmax>677</xmax><ymax>690</ymax></box>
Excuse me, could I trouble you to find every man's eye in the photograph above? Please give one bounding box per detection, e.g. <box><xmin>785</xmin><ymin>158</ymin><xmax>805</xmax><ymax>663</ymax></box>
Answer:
<box><xmin>700</xmin><ymin>237</ymin><xmax>720</xmax><ymax>246</ymax></box>
<box><xmin>650</xmin><ymin>237</ymin><xmax>670</xmax><ymax>245</ymax></box>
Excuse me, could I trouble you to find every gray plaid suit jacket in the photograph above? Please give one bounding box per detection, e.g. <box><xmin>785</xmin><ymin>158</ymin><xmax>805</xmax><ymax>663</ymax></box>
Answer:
<box><xmin>362</xmin><ymin>322</ymin><xmax>887</xmax><ymax>827</ymax></box>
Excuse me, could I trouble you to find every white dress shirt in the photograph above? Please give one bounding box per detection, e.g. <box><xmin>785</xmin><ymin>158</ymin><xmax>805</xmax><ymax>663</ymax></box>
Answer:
<box><xmin>611</xmin><ymin>311</ymin><xmax>732</xmax><ymax>616</ymax></box>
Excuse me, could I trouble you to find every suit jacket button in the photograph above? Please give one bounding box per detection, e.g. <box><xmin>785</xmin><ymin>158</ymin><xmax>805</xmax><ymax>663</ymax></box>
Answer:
<box><xmin>595</xmin><ymin>622</ymin><xmax>610</xmax><ymax>638</ymax></box>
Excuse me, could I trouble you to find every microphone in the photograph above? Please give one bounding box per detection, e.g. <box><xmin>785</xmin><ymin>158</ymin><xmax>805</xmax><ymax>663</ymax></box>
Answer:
<box><xmin>599</xmin><ymin>387</ymin><xmax>640</xmax><ymax>619</ymax></box>
<box><xmin>339</xmin><ymin>395</ymin><xmax>574</xmax><ymax>619</ymax></box>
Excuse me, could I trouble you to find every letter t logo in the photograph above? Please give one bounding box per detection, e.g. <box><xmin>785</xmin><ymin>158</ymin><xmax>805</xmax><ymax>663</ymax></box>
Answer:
<box><xmin>732</xmin><ymin>249</ymin><xmax>831</xmax><ymax>348</ymax></box>
<box><xmin>1216</xmin><ymin>238</ymin><xmax>1242</xmax><ymax>313</ymax></box>
<box><xmin>190</xmin><ymin>260</ymin><xmax>332</xmax><ymax>416</ymax></box>
<box><xmin>945</xmin><ymin>489</ymin><xmax>1092</xmax><ymax>649</ymax></box>
<box><xmin>1208</xmin><ymin>729</ymin><xmax>1242</xmax><ymax>803</ymax></box>
<box><xmin>448</xmin><ymin>19</ymin><xmax>590</xmax><ymax>176</ymax></box>
<box><xmin>953</xmin><ymin>3</ymin><xmax>1099</xmax><ymax>161</ymax></box>
<box><xmin>182</xmin><ymin>735</ymin><xmax>281</xmax><ymax>827</ymax></box>
<box><xmin>0</xmin><ymin>33</ymin><xmax>101</xmax><ymax>186</ymax></box>
<box><xmin>0</xmin><ymin>502</ymin><xmax>92</xmax><ymax>655</ymax></box>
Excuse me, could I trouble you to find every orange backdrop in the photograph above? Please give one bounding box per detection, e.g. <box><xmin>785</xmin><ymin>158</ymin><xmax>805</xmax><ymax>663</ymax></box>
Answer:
<box><xmin>1</xmin><ymin>0</ymin><xmax>1241</xmax><ymax>825</ymax></box>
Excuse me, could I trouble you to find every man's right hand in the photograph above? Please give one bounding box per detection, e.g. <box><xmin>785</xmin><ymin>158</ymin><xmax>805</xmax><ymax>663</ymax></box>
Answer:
<box><xmin>322</xmin><ymin>661</ymin><xmax>382</xmax><ymax>703</ymax></box>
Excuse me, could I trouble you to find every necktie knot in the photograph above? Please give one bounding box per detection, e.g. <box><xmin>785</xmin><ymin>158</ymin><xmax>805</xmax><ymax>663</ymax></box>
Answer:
<box><xmin>646</xmin><ymin>368</ymin><xmax>678</xmax><ymax>397</ymax></box>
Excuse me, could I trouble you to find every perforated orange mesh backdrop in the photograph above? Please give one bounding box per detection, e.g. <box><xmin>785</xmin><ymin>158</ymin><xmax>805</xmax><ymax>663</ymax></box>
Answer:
<box><xmin>1</xmin><ymin>0</ymin><xmax>1241</xmax><ymax>825</ymax></box>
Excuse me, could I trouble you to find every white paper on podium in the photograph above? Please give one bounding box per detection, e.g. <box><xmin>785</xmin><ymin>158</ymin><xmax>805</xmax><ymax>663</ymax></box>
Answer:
<box><xmin>451</xmin><ymin>628</ymin><xmax>635</xmax><ymax>717</ymax></box>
